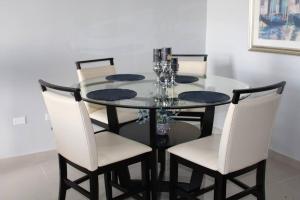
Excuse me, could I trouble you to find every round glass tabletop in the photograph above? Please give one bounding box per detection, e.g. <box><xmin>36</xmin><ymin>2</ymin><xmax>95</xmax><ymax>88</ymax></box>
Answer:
<box><xmin>78</xmin><ymin>73</ymin><xmax>249</xmax><ymax>109</ymax></box>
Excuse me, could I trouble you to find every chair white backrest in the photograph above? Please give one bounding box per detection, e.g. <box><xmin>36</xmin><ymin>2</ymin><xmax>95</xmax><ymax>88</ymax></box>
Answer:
<box><xmin>42</xmin><ymin>90</ymin><xmax>98</xmax><ymax>171</ymax></box>
<box><xmin>77</xmin><ymin>65</ymin><xmax>116</xmax><ymax>82</ymax></box>
<box><xmin>177</xmin><ymin>60</ymin><xmax>207</xmax><ymax>77</ymax></box>
<box><xmin>76</xmin><ymin>61</ymin><xmax>116</xmax><ymax>113</ymax></box>
<box><xmin>218</xmin><ymin>93</ymin><xmax>281</xmax><ymax>174</ymax></box>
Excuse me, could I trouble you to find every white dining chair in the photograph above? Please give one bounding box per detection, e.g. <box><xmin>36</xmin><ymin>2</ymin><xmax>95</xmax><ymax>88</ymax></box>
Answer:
<box><xmin>173</xmin><ymin>54</ymin><xmax>208</xmax><ymax>78</ymax></box>
<box><xmin>76</xmin><ymin>58</ymin><xmax>138</xmax><ymax>130</ymax></box>
<box><xmin>172</xmin><ymin>54</ymin><xmax>208</xmax><ymax>123</ymax></box>
<box><xmin>39</xmin><ymin>79</ymin><xmax>152</xmax><ymax>200</ymax></box>
<box><xmin>168</xmin><ymin>81</ymin><xmax>286</xmax><ymax>200</ymax></box>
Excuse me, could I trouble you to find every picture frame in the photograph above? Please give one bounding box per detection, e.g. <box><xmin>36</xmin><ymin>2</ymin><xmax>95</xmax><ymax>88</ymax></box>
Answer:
<box><xmin>249</xmin><ymin>0</ymin><xmax>300</xmax><ymax>55</ymax></box>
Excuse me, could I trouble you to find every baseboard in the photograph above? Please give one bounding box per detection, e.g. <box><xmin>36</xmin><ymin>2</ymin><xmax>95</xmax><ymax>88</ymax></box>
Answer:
<box><xmin>269</xmin><ymin>149</ymin><xmax>300</xmax><ymax>170</ymax></box>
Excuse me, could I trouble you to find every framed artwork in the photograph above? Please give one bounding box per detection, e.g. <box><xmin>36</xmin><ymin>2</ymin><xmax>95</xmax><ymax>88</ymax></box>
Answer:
<box><xmin>249</xmin><ymin>0</ymin><xmax>300</xmax><ymax>55</ymax></box>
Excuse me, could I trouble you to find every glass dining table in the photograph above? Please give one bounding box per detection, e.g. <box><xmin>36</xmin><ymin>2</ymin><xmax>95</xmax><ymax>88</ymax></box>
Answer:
<box><xmin>77</xmin><ymin>73</ymin><xmax>249</xmax><ymax>199</ymax></box>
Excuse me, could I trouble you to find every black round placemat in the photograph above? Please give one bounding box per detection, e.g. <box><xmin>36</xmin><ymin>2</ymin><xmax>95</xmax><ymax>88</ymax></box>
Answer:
<box><xmin>106</xmin><ymin>74</ymin><xmax>145</xmax><ymax>81</ymax></box>
<box><xmin>178</xmin><ymin>91</ymin><xmax>230</xmax><ymax>103</ymax></box>
<box><xmin>175</xmin><ymin>75</ymin><xmax>199</xmax><ymax>83</ymax></box>
<box><xmin>87</xmin><ymin>89</ymin><xmax>137</xmax><ymax>101</ymax></box>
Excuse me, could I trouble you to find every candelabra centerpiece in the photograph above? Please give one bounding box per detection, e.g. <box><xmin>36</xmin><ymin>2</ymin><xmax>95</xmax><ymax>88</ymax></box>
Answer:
<box><xmin>153</xmin><ymin>48</ymin><xmax>162</xmax><ymax>83</ymax></box>
<box><xmin>153</xmin><ymin>47</ymin><xmax>178</xmax><ymax>87</ymax></box>
<box><xmin>137</xmin><ymin>77</ymin><xmax>179</xmax><ymax>136</ymax></box>
<box><xmin>135</xmin><ymin>47</ymin><xmax>181</xmax><ymax>136</ymax></box>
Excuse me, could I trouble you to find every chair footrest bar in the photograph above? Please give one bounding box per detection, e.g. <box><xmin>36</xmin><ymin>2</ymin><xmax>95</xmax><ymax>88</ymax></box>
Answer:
<box><xmin>177</xmin><ymin>182</ymin><xmax>202</xmax><ymax>193</ymax></box>
<box><xmin>228</xmin><ymin>178</ymin><xmax>257</xmax><ymax>197</ymax></box>
<box><xmin>175</xmin><ymin>183</ymin><xmax>214</xmax><ymax>198</ymax></box>
<box><xmin>193</xmin><ymin>185</ymin><xmax>214</xmax><ymax>196</ymax></box>
<box><xmin>111</xmin><ymin>182</ymin><xmax>143</xmax><ymax>200</ymax></box>
<box><xmin>228</xmin><ymin>178</ymin><xmax>249</xmax><ymax>189</ymax></box>
<box><xmin>65</xmin><ymin>175</ymin><xmax>89</xmax><ymax>189</ymax></box>
<box><xmin>64</xmin><ymin>179</ymin><xmax>90</xmax><ymax>198</ymax></box>
<box><xmin>112</xmin><ymin>188</ymin><xmax>144</xmax><ymax>200</ymax></box>
<box><xmin>226</xmin><ymin>186</ymin><xmax>257</xmax><ymax>200</ymax></box>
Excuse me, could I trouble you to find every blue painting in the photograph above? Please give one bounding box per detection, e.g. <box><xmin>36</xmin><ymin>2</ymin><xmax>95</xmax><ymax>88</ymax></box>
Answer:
<box><xmin>259</xmin><ymin>0</ymin><xmax>300</xmax><ymax>41</ymax></box>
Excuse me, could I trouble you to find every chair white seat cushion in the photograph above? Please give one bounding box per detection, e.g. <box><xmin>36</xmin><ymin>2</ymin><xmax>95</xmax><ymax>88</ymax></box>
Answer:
<box><xmin>167</xmin><ymin>134</ymin><xmax>221</xmax><ymax>171</ymax></box>
<box><xmin>89</xmin><ymin>108</ymin><xmax>138</xmax><ymax>124</ymax></box>
<box><xmin>96</xmin><ymin>132</ymin><xmax>152</xmax><ymax>167</ymax></box>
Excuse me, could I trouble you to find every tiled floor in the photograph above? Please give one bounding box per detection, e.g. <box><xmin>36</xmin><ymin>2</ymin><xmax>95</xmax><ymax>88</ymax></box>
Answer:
<box><xmin>1</xmin><ymin>149</ymin><xmax>300</xmax><ymax>200</ymax></box>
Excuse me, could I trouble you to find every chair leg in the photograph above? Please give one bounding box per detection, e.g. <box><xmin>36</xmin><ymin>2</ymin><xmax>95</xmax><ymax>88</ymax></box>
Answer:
<box><xmin>104</xmin><ymin>172</ymin><xmax>113</xmax><ymax>200</ymax></box>
<box><xmin>256</xmin><ymin>160</ymin><xmax>266</xmax><ymax>200</ymax></box>
<box><xmin>169</xmin><ymin>154</ymin><xmax>178</xmax><ymax>200</ymax></box>
<box><xmin>58</xmin><ymin>155</ymin><xmax>67</xmax><ymax>200</ymax></box>
<box><xmin>90</xmin><ymin>173</ymin><xmax>99</xmax><ymax>200</ymax></box>
<box><xmin>142</xmin><ymin>158</ymin><xmax>151</xmax><ymax>200</ymax></box>
<box><xmin>111</xmin><ymin>171</ymin><xmax>118</xmax><ymax>184</ymax></box>
<box><xmin>150</xmin><ymin>152</ymin><xmax>158</xmax><ymax>200</ymax></box>
<box><xmin>214</xmin><ymin>173</ymin><xmax>226</xmax><ymax>200</ymax></box>
<box><xmin>158</xmin><ymin>149</ymin><xmax>166</xmax><ymax>180</ymax></box>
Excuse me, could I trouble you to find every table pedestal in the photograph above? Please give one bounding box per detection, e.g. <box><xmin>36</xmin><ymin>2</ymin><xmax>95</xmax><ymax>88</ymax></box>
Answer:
<box><xmin>107</xmin><ymin>106</ymin><xmax>215</xmax><ymax>199</ymax></box>
<box><xmin>119</xmin><ymin>121</ymin><xmax>201</xmax><ymax>149</ymax></box>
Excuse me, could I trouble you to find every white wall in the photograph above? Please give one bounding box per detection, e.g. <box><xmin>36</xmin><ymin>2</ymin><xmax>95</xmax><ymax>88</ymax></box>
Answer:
<box><xmin>206</xmin><ymin>0</ymin><xmax>300</xmax><ymax>161</ymax></box>
<box><xmin>0</xmin><ymin>0</ymin><xmax>207</xmax><ymax>158</ymax></box>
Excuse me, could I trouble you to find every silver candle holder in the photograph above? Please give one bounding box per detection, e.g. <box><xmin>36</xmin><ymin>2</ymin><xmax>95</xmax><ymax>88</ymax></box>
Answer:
<box><xmin>153</xmin><ymin>47</ymin><xmax>178</xmax><ymax>88</ymax></box>
<box><xmin>170</xmin><ymin>58</ymin><xmax>179</xmax><ymax>85</ymax></box>
<box><xmin>153</xmin><ymin>48</ymin><xmax>162</xmax><ymax>83</ymax></box>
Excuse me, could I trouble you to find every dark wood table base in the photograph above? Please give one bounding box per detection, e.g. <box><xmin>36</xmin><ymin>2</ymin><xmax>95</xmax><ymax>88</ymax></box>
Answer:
<box><xmin>106</xmin><ymin>105</ymin><xmax>215</xmax><ymax>200</ymax></box>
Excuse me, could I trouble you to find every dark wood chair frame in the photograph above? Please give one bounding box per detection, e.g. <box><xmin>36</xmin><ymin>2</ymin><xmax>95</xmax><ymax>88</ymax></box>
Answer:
<box><xmin>76</xmin><ymin>58</ymin><xmax>115</xmax><ymax>70</ymax></box>
<box><xmin>39</xmin><ymin>79</ymin><xmax>153</xmax><ymax>200</ymax></box>
<box><xmin>75</xmin><ymin>58</ymin><xmax>137</xmax><ymax>132</ymax></box>
<box><xmin>169</xmin><ymin>81</ymin><xmax>286</xmax><ymax>200</ymax></box>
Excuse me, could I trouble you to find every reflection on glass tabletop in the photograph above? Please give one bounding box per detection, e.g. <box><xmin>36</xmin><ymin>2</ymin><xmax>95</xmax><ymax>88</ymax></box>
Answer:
<box><xmin>77</xmin><ymin>73</ymin><xmax>249</xmax><ymax>109</ymax></box>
